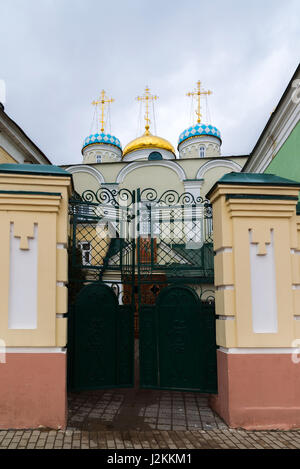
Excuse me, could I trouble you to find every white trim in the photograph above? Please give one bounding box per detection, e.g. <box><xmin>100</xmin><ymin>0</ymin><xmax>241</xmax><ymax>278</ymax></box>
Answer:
<box><xmin>5</xmin><ymin>347</ymin><xmax>66</xmax><ymax>353</ymax></box>
<box><xmin>101</xmin><ymin>182</ymin><xmax>120</xmax><ymax>190</ymax></box>
<box><xmin>0</xmin><ymin>113</ymin><xmax>50</xmax><ymax>165</ymax></box>
<box><xmin>249</xmin><ymin>229</ymin><xmax>278</xmax><ymax>334</ymax></box>
<box><xmin>218</xmin><ymin>316</ymin><xmax>235</xmax><ymax>320</ymax></box>
<box><xmin>179</xmin><ymin>135</ymin><xmax>221</xmax><ymax>151</ymax></box>
<box><xmin>245</xmin><ymin>74</ymin><xmax>300</xmax><ymax>173</ymax></box>
<box><xmin>216</xmin><ymin>285</ymin><xmax>234</xmax><ymax>291</ymax></box>
<box><xmin>9</xmin><ymin>223</ymin><xmax>38</xmax><ymax>330</ymax></box>
<box><xmin>196</xmin><ymin>159</ymin><xmax>242</xmax><ymax>179</ymax></box>
<box><xmin>65</xmin><ymin>165</ymin><xmax>105</xmax><ymax>184</ymax></box>
<box><xmin>82</xmin><ymin>142</ymin><xmax>122</xmax><ymax>159</ymax></box>
<box><xmin>116</xmin><ymin>160</ymin><xmax>187</xmax><ymax>184</ymax></box>
<box><xmin>219</xmin><ymin>347</ymin><xmax>299</xmax><ymax>354</ymax></box>
<box><xmin>183</xmin><ymin>180</ymin><xmax>204</xmax><ymax>190</ymax></box>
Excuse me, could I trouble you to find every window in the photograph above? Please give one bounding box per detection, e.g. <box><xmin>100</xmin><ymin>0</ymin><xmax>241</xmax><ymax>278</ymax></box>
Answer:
<box><xmin>148</xmin><ymin>151</ymin><xmax>163</xmax><ymax>160</ymax></box>
<box><xmin>199</xmin><ymin>146</ymin><xmax>205</xmax><ymax>158</ymax></box>
<box><xmin>96</xmin><ymin>154</ymin><xmax>102</xmax><ymax>163</ymax></box>
<box><xmin>79</xmin><ymin>241</ymin><xmax>91</xmax><ymax>265</ymax></box>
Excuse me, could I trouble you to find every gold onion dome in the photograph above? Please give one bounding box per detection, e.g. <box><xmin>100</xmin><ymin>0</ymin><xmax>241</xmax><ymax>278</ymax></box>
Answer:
<box><xmin>123</xmin><ymin>131</ymin><xmax>175</xmax><ymax>158</ymax></box>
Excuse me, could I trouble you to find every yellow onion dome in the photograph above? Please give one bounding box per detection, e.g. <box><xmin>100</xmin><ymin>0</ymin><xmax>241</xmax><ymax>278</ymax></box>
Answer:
<box><xmin>123</xmin><ymin>131</ymin><xmax>175</xmax><ymax>158</ymax></box>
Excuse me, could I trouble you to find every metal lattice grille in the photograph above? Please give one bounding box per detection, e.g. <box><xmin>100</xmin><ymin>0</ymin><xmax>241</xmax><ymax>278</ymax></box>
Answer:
<box><xmin>69</xmin><ymin>187</ymin><xmax>214</xmax><ymax>292</ymax></box>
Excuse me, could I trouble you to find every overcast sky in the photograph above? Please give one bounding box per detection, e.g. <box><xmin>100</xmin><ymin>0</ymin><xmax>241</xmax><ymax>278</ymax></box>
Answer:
<box><xmin>1</xmin><ymin>0</ymin><xmax>300</xmax><ymax>165</ymax></box>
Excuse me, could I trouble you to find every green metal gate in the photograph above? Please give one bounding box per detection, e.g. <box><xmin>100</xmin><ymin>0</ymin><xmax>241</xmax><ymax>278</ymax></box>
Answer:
<box><xmin>67</xmin><ymin>186</ymin><xmax>217</xmax><ymax>392</ymax></box>
<box><xmin>139</xmin><ymin>285</ymin><xmax>217</xmax><ymax>392</ymax></box>
<box><xmin>67</xmin><ymin>188</ymin><xmax>136</xmax><ymax>391</ymax></box>
<box><xmin>136</xmin><ymin>188</ymin><xmax>217</xmax><ymax>392</ymax></box>
<box><xmin>69</xmin><ymin>283</ymin><xmax>133</xmax><ymax>390</ymax></box>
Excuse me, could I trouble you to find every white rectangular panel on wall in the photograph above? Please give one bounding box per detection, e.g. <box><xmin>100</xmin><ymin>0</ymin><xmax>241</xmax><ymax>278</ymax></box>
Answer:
<box><xmin>249</xmin><ymin>229</ymin><xmax>278</xmax><ymax>334</ymax></box>
<box><xmin>8</xmin><ymin>223</ymin><xmax>38</xmax><ymax>329</ymax></box>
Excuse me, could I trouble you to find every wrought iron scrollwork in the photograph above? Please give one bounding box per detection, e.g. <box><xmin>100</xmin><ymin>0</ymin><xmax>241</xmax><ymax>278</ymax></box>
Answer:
<box><xmin>80</xmin><ymin>187</ymin><xmax>135</xmax><ymax>207</ymax></box>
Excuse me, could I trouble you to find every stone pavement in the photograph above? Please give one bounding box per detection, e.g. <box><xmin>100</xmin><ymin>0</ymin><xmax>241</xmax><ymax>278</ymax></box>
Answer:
<box><xmin>67</xmin><ymin>389</ymin><xmax>226</xmax><ymax>431</ymax></box>
<box><xmin>1</xmin><ymin>389</ymin><xmax>300</xmax><ymax>449</ymax></box>
<box><xmin>1</xmin><ymin>428</ymin><xmax>300</xmax><ymax>449</ymax></box>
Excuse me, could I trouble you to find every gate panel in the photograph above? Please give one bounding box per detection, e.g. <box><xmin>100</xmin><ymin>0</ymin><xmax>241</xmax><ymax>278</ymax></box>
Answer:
<box><xmin>117</xmin><ymin>304</ymin><xmax>134</xmax><ymax>386</ymax></box>
<box><xmin>68</xmin><ymin>187</ymin><xmax>136</xmax><ymax>390</ymax></box>
<box><xmin>139</xmin><ymin>305</ymin><xmax>158</xmax><ymax>387</ymax></box>
<box><xmin>140</xmin><ymin>285</ymin><xmax>217</xmax><ymax>392</ymax></box>
<box><xmin>69</xmin><ymin>283</ymin><xmax>134</xmax><ymax>391</ymax></box>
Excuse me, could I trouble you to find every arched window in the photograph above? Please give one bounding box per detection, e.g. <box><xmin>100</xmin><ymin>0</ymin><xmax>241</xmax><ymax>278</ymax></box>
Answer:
<box><xmin>96</xmin><ymin>154</ymin><xmax>102</xmax><ymax>163</ymax></box>
<box><xmin>199</xmin><ymin>146</ymin><xmax>205</xmax><ymax>158</ymax></box>
<box><xmin>148</xmin><ymin>151</ymin><xmax>163</xmax><ymax>160</ymax></box>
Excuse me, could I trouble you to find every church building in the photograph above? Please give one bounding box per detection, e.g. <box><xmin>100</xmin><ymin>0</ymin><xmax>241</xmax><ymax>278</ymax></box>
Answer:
<box><xmin>65</xmin><ymin>82</ymin><xmax>247</xmax><ymax>204</ymax></box>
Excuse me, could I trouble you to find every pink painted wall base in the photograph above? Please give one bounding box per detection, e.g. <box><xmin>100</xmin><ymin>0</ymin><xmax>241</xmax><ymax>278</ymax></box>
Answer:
<box><xmin>0</xmin><ymin>353</ymin><xmax>67</xmax><ymax>430</ymax></box>
<box><xmin>210</xmin><ymin>350</ymin><xmax>300</xmax><ymax>430</ymax></box>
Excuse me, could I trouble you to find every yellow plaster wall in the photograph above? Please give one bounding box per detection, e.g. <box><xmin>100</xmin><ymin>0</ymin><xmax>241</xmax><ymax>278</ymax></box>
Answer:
<box><xmin>201</xmin><ymin>167</ymin><xmax>238</xmax><ymax>198</ymax></box>
<box><xmin>210</xmin><ymin>183</ymin><xmax>300</xmax><ymax>348</ymax></box>
<box><xmin>0</xmin><ymin>173</ymin><xmax>71</xmax><ymax>347</ymax></box>
<box><xmin>71</xmin><ymin>172</ymin><xmax>100</xmax><ymax>195</ymax></box>
<box><xmin>0</xmin><ymin>146</ymin><xmax>17</xmax><ymax>164</ymax></box>
<box><xmin>64</xmin><ymin>156</ymin><xmax>248</xmax><ymax>199</ymax></box>
<box><xmin>120</xmin><ymin>166</ymin><xmax>183</xmax><ymax>193</ymax></box>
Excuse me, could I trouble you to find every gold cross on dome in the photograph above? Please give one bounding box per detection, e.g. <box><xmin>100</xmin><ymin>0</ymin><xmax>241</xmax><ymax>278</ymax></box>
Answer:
<box><xmin>92</xmin><ymin>90</ymin><xmax>114</xmax><ymax>133</ymax></box>
<box><xmin>187</xmin><ymin>80</ymin><xmax>212</xmax><ymax>124</ymax></box>
<box><xmin>136</xmin><ymin>86</ymin><xmax>158</xmax><ymax>135</ymax></box>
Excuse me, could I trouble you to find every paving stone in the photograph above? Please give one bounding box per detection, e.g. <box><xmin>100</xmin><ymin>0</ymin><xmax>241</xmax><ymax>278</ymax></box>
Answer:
<box><xmin>3</xmin><ymin>389</ymin><xmax>300</xmax><ymax>449</ymax></box>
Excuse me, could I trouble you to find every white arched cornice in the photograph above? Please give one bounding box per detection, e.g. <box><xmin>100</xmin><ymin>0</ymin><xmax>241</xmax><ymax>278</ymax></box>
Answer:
<box><xmin>196</xmin><ymin>159</ymin><xmax>242</xmax><ymax>179</ymax></box>
<box><xmin>65</xmin><ymin>165</ymin><xmax>105</xmax><ymax>184</ymax></box>
<box><xmin>116</xmin><ymin>161</ymin><xmax>187</xmax><ymax>184</ymax></box>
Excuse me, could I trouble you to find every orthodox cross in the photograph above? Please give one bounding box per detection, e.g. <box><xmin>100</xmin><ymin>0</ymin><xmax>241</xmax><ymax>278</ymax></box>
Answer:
<box><xmin>92</xmin><ymin>90</ymin><xmax>114</xmax><ymax>133</ymax></box>
<box><xmin>187</xmin><ymin>80</ymin><xmax>212</xmax><ymax>124</ymax></box>
<box><xmin>136</xmin><ymin>86</ymin><xmax>158</xmax><ymax>135</ymax></box>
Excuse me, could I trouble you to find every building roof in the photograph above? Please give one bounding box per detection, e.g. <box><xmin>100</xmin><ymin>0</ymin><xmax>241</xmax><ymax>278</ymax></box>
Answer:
<box><xmin>82</xmin><ymin>132</ymin><xmax>122</xmax><ymax>152</ymax></box>
<box><xmin>123</xmin><ymin>131</ymin><xmax>175</xmax><ymax>157</ymax></box>
<box><xmin>0</xmin><ymin>103</ymin><xmax>52</xmax><ymax>165</ymax></box>
<box><xmin>178</xmin><ymin>123</ymin><xmax>222</xmax><ymax>147</ymax></box>
<box><xmin>243</xmin><ymin>63</ymin><xmax>300</xmax><ymax>172</ymax></box>
<box><xmin>206</xmin><ymin>171</ymin><xmax>300</xmax><ymax>199</ymax></box>
<box><xmin>0</xmin><ymin>163</ymin><xmax>70</xmax><ymax>177</ymax></box>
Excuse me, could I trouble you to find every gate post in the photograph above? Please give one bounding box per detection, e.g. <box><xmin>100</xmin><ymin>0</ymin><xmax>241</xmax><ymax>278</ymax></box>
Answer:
<box><xmin>207</xmin><ymin>172</ymin><xmax>300</xmax><ymax>430</ymax></box>
<box><xmin>0</xmin><ymin>164</ymin><xmax>72</xmax><ymax>429</ymax></box>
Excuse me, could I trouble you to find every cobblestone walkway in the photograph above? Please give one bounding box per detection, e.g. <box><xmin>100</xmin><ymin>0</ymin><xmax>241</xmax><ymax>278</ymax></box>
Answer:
<box><xmin>67</xmin><ymin>389</ymin><xmax>226</xmax><ymax>431</ymax></box>
<box><xmin>1</xmin><ymin>428</ymin><xmax>300</xmax><ymax>449</ymax></box>
<box><xmin>1</xmin><ymin>389</ymin><xmax>300</xmax><ymax>448</ymax></box>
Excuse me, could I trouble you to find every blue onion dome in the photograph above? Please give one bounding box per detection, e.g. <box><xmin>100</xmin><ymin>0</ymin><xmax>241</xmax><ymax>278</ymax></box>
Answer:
<box><xmin>82</xmin><ymin>132</ymin><xmax>122</xmax><ymax>151</ymax></box>
<box><xmin>178</xmin><ymin>123</ymin><xmax>221</xmax><ymax>146</ymax></box>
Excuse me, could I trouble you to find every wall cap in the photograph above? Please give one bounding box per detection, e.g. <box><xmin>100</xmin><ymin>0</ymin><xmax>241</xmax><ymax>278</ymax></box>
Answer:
<box><xmin>206</xmin><ymin>172</ymin><xmax>300</xmax><ymax>199</ymax></box>
<box><xmin>0</xmin><ymin>164</ymin><xmax>72</xmax><ymax>178</ymax></box>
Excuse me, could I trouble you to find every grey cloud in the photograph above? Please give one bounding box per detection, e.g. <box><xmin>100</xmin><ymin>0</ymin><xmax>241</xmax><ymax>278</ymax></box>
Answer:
<box><xmin>0</xmin><ymin>0</ymin><xmax>299</xmax><ymax>164</ymax></box>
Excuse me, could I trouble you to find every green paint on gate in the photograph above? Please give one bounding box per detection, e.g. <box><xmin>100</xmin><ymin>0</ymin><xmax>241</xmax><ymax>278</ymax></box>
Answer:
<box><xmin>140</xmin><ymin>285</ymin><xmax>217</xmax><ymax>393</ymax></box>
<box><xmin>68</xmin><ymin>187</ymin><xmax>217</xmax><ymax>393</ymax></box>
<box><xmin>68</xmin><ymin>283</ymin><xmax>134</xmax><ymax>391</ymax></box>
